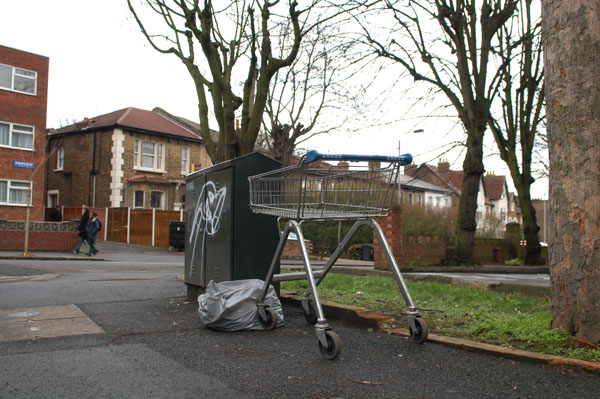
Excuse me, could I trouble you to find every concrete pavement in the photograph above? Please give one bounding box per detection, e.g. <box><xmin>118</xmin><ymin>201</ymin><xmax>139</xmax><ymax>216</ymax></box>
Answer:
<box><xmin>1</xmin><ymin>241</ymin><xmax>599</xmax><ymax>387</ymax></box>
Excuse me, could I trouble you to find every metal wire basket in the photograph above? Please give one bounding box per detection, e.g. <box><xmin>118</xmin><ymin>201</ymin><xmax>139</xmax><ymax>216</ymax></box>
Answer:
<box><xmin>248</xmin><ymin>151</ymin><xmax>411</xmax><ymax>220</ymax></box>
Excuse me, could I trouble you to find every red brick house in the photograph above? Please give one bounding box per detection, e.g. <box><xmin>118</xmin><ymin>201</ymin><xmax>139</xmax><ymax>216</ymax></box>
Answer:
<box><xmin>46</xmin><ymin>107</ymin><xmax>212</xmax><ymax>211</ymax></box>
<box><xmin>0</xmin><ymin>45</ymin><xmax>49</xmax><ymax>221</ymax></box>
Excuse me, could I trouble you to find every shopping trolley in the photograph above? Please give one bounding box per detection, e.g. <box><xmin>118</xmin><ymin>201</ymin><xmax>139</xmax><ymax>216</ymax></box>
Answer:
<box><xmin>248</xmin><ymin>150</ymin><xmax>428</xmax><ymax>360</ymax></box>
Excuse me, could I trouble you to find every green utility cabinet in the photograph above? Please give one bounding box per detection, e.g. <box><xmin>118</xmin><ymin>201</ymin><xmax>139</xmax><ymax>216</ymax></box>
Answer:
<box><xmin>184</xmin><ymin>152</ymin><xmax>281</xmax><ymax>299</ymax></box>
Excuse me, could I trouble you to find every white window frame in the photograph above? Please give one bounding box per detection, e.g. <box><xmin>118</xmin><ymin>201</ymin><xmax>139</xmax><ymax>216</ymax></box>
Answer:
<box><xmin>0</xmin><ymin>179</ymin><xmax>33</xmax><ymax>206</ymax></box>
<box><xmin>133</xmin><ymin>190</ymin><xmax>145</xmax><ymax>209</ymax></box>
<box><xmin>55</xmin><ymin>146</ymin><xmax>64</xmax><ymax>171</ymax></box>
<box><xmin>181</xmin><ymin>146</ymin><xmax>190</xmax><ymax>174</ymax></box>
<box><xmin>134</xmin><ymin>139</ymin><xmax>165</xmax><ymax>172</ymax></box>
<box><xmin>47</xmin><ymin>190</ymin><xmax>59</xmax><ymax>207</ymax></box>
<box><xmin>150</xmin><ymin>190</ymin><xmax>165</xmax><ymax>210</ymax></box>
<box><xmin>0</xmin><ymin>63</ymin><xmax>37</xmax><ymax>95</ymax></box>
<box><xmin>0</xmin><ymin>120</ymin><xmax>35</xmax><ymax>151</ymax></box>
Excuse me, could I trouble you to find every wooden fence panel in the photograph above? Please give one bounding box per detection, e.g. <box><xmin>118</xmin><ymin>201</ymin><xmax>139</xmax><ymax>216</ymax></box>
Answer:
<box><xmin>155</xmin><ymin>211</ymin><xmax>182</xmax><ymax>248</ymax></box>
<box><xmin>129</xmin><ymin>210</ymin><xmax>153</xmax><ymax>246</ymax></box>
<box><xmin>107</xmin><ymin>207</ymin><xmax>128</xmax><ymax>243</ymax></box>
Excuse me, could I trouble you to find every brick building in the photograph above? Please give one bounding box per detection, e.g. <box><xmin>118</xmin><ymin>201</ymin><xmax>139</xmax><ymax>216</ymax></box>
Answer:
<box><xmin>0</xmin><ymin>45</ymin><xmax>49</xmax><ymax>221</ymax></box>
<box><xmin>46</xmin><ymin>107</ymin><xmax>212</xmax><ymax>211</ymax></box>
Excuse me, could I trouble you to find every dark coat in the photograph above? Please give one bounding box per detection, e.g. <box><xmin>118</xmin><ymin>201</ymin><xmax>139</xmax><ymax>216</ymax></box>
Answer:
<box><xmin>86</xmin><ymin>218</ymin><xmax>101</xmax><ymax>243</ymax></box>
<box><xmin>78</xmin><ymin>211</ymin><xmax>90</xmax><ymax>238</ymax></box>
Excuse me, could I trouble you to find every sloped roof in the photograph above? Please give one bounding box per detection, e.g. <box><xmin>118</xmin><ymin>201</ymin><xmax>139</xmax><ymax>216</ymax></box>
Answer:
<box><xmin>397</xmin><ymin>174</ymin><xmax>454</xmax><ymax>193</ymax></box>
<box><xmin>51</xmin><ymin>107</ymin><xmax>202</xmax><ymax>142</ymax></box>
<box><xmin>153</xmin><ymin>107</ymin><xmax>219</xmax><ymax>144</ymax></box>
<box><xmin>484</xmin><ymin>174</ymin><xmax>507</xmax><ymax>201</ymax></box>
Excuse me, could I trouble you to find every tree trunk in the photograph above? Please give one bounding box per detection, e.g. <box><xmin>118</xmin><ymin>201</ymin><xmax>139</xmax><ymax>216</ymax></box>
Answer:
<box><xmin>543</xmin><ymin>0</ymin><xmax>600</xmax><ymax>343</ymax></box>
<box><xmin>518</xmin><ymin>194</ymin><xmax>543</xmax><ymax>265</ymax></box>
<box><xmin>453</xmin><ymin>129</ymin><xmax>485</xmax><ymax>264</ymax></box>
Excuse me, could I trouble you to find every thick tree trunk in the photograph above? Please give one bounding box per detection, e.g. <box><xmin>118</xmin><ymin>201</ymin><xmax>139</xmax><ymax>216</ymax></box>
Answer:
<box><xmin>543</xmin><ymin>0</ymin><xmax>600</xmax><ymax>343</ymax></box>
<box><xmin>453</xmin><ymin>130</ymin><xmax>485</xmax><ymax>265</ymax></box>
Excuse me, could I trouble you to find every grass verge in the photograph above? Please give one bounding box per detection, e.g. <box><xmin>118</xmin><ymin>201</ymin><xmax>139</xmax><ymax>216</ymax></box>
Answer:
<box><xmin>281</xmin><ymin>273</ymin><xmax>600</xmax><ymax>362</ymax></box>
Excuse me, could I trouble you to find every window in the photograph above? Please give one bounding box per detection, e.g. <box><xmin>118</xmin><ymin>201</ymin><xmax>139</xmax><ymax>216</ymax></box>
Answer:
<box><xmin>56</xmin><ymin>146</ymin><xmax>64</xmax><ymax>170</ymax></box>
<box><xmin>47</xmin><ymin>190</ymin><xmax>59</xmax><ymax>208</ymax></box>
<box><xmin>0</xmin><ymin>180</ymin><xmax>32</xmax><ymax>205</ymax></box>
<box><xmin>150</xmin><ymin>191</ymin><xmax>164</xmax><ymax>209</ymax></box>
<box><xmin>0</xmin><ymin>63</ymin><xmax>37</xmax><ymax>95</ymax></box>
<box><xmin>408</xmin><ymin>193</ymin><xmax>413</xmax><ymax>205</ymax></box>
<box><xmin>416</xmin><ymin>194</ymin><xmax>422</xmax><ymax>205</ymax></box>
<box><xmin>134</xmin><ymin>139</ymin><xmax>164</xmax><ymax>171</ymax></box>
<box><xmin>181</xmin><ymin>147</ymin><xmax>190</xmax><ymax>174</ymax></box>
<box><xmin>501</xmin><ymin>208</ymin><xmax>507</xmax><ymax>221</ymax></box>
<box><xmin>134</xmin><ymin>190</ymin><xmax>144</xmax><ymax>208</ymax></box>
<box><xmin>0</xmin><ymin>121</ymin><xmax>34</xmax><ymax>150</ymax></box>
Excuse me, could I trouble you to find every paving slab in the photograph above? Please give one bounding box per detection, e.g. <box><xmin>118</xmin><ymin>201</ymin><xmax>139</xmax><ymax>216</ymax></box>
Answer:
<box><xmin>0</xmin><ymin>304</ymin><xmax>103</xmax><ymax>342</ymax></box>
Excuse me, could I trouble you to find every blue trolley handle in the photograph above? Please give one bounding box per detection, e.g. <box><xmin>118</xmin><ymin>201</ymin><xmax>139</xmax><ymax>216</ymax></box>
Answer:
<box><xmin>304</xmin><ymin>150</ymin><xmax>413</xmax><ymax>166</ymax></box>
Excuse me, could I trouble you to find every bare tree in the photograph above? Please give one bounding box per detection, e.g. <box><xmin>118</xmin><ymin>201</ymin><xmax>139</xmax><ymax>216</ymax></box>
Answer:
<box><xmin>127</xmin><ymin>0</ymin><xmax>311</xmax><ymax>163</ymax></box>
<box><xmin>487</xmin><ymin>0</ymin><xmax>545</xmax><ymax>264</ymax></box>
<box><xmin>353</xmin><ymin>0</ymin><xmax>518</xmax><ymax>264</ymax></box>
<box><xmin>262</xmin><ymin>20</ymin><xmax>354</xmax><ymax>165</ymax></box>
<box><xmin>543</xmin><ymin>0</ymin><xmax>600</xmax><ymax>343</ymax></box>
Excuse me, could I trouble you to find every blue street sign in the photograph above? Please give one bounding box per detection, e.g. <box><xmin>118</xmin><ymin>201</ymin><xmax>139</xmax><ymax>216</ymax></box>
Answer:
<box><xmin>13</xmin><ymin>161</ymin><xmax>34</xmax><ymax>169</ymax></box>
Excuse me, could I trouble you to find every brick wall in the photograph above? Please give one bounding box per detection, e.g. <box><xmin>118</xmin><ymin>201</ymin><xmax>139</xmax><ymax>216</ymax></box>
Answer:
<box><xmin>0</xmin><ymin>220</ymin><xmax>78</xmax><ymax>252</ymax></box>
<box><xmin>281</xmin><ymin>238</ymin><xmax>313</xmax><ymax>259</ymax></box>
<box><xmin>373</xmin><ymin>206</ymin><xmax>403</xmax><ymax>270</ymax></box>
<box><xmin>398</xmin><ymin>235</ymin><xmax>447</xmax><ymax>266</ymax></box>
<box><xmin>0</xmin><ymin>45</ymin><xmax>49</xmax><ymax>221</ymax></box>
<box><xmin>373</xmin><ymin>206</ymin><xmax>509</xmax><ymax>268</ymax></box>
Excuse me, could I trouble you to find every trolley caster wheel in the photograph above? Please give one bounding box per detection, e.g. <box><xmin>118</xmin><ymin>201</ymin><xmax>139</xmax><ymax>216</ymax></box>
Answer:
<box><xmin>304</xmin><ymin>300</ymin><xmax>317</xmax><ymax>325</ymax></box>
<box><xmin>409</xmin><ymin>317</ymin><xmax>428</xmax><ymax>344</ymax></box>
<box><xmin>259</xmin><ymin>306</ymin><xmax>278</xmax><ymax>330</ymax></box>
<box><xmin>318</xmin><ymin>330</ymin><xmax>342</xmax><ymax>360</ymax></box>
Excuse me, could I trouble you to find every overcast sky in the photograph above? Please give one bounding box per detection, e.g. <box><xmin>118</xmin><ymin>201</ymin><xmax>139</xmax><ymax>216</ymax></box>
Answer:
<box><xmin>1</xmin><ymin>0</ymin><xmax>548</xmax><ymax>198</ymax></box>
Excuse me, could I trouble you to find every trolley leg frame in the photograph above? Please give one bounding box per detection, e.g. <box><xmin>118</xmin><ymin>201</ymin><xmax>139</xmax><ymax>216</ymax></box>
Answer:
<box><xmin>259</xmin><ymin>218</ymin><xmax>428</xmax><ymax>359</ymax></box>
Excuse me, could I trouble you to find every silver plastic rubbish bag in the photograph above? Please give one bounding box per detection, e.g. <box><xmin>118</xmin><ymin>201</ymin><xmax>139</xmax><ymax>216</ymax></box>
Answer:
<box><xmin>197</xmin><ymin>279</ymin><xmax>284</xmax><ymax>331</ymax></box>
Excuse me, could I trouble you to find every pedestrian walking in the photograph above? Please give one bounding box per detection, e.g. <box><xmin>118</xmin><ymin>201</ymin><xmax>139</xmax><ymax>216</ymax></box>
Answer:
<box><xmin>73</xmin><ymin>206</ymin><xmax>90</xmax><ymax>254</ymax></box>
<box><xmin>86</xmin><ymin>212</ymin><xmax>102</xmax><ymax>256</ymax></box>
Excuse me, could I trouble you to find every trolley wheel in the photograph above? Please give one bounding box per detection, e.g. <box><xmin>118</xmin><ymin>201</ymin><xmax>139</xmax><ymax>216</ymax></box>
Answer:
<box><xmin>259</xmin><ymin>306</ymin><xmax>278</xmax><ymax>330</ymax></box>
<box><xmin>318</xmin><ymin>330</ymin><xmax>342</xmax><ymax>360</ymax></box>
<box><xmin>304</xmin><ymin>300</ymin><xmax>318</xmax><ymax>325</ymax></box>
<box><xmin>167</xmin><ymin>246</ymin><xmax>173</xmax><ymax>252</ymax></box>
<box><xmin>409</xmin><ymin>317</ymin><xmax>429</xmax><ymax>344</ymax></box>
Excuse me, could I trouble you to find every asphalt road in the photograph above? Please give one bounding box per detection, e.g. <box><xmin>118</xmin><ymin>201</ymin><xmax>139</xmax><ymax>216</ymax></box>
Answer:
<box><xmin>1</xmin><ymin>242</ymin><xmax>599</xmax><ymax>398</ymax></box>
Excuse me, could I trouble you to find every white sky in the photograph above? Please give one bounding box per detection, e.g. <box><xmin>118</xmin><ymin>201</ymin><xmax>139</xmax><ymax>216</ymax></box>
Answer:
<box><xmin>0</xmin><ymin>0</ymin><xmax>548</xmax><ymax>198</ymax></box>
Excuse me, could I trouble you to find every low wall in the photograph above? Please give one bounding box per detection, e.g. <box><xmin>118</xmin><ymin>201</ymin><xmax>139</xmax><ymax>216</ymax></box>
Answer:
<box><xmin>0</xmin><ymin>220</ymin><xmax>79</xmax><ymax>252</ymax></box>
<box><xmin>281</xmin><ymin>239</ymin><xmax>313</xmax><ymax>260</ymax></box>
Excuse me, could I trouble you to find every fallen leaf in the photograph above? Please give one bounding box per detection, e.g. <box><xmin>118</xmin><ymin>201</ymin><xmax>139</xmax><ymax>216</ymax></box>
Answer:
<box><xmin>346</xmin><ymin>375</ymin><xmax>383</xmax><ymax>385</ymax></box>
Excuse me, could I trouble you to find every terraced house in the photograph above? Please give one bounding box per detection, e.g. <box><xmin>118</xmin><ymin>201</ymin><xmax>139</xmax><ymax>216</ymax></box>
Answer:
<box><xmin>46</xmin><ymin>107</ymin><xmax>212</xmax><ymax>211</ymax></box>
<box><xmin>0</xmin><ymin>45</ymin><xmax>49</xmax><ymax>221</ymax></box>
